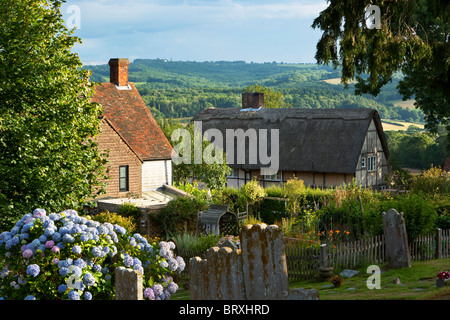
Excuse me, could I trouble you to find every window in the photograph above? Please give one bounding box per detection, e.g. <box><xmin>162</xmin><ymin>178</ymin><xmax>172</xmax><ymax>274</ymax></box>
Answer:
<box><xmin>367</xmin><ymin>156</ymin><xmax>377</xmax><ymax>172</ymax></box>
<box><xmin>119</xmin><ymin>165</ymin><xmax>129</xmax><ymax>192</ymax></box>
<box><xmin>264</xmin><ymin>171</ymin><xmax>282</xmax><ymax>181</ymax></box>
<box><xmin>361</xmin><ymin>157</ymin><xmax>366</xmax><ymax>168</ymax></box>
<box><xmin>228</xmin><ymin>168</ymin><xmax>239</xmax><ymax>178</ymax></box>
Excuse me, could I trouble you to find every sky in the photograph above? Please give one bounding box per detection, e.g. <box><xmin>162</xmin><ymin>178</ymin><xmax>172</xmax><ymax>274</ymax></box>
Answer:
<box><xmin>62</xmin><ymin>0</ymin><xmax>329</xmax><ymax>66</ymax></box>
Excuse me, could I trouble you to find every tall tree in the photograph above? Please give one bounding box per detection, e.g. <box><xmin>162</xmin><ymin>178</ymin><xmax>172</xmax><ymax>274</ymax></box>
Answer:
<box><xmin>312</xmin><ymin>0</ymin><xmax>449</xmax><ymax>148</ymax></box>
<box><xmin>0</xmin><ymin>0</ymin><xmax>108</xmax><ymax>229</ymax></box>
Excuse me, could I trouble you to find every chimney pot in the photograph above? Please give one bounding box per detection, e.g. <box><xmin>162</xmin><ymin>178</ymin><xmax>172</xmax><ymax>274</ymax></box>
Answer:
<box><xmin>109</xmin><ymin>58</ymin><xmax>130</xmax><ymax>86</ymax></box>
<box><xmin>242</xmin><ymin>92</ymin><xmax>264</xmax><ymax>109</ymax></box>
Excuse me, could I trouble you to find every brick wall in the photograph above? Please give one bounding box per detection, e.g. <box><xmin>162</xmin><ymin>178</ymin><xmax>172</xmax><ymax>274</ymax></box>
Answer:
<box><xmin>97</xmin><ymin>118</ymin><xmax>142</xmax><ymax>198</ymax></box>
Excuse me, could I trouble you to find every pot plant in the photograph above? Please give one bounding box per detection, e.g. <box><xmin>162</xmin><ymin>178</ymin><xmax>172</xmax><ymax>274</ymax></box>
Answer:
<box><xmin>436</xmin><ymin>271</ymin><xmax>450</xmax><ymax>288</ymax></box>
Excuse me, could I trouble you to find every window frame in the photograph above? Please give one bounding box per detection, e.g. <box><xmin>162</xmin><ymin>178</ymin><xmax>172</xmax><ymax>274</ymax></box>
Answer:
<box><xmin>119</xmin><ymin>165</ymin><xmax>129</xmax><ymax>192</ymax></box>
<box><xmin>361</xmin><ymin>157</ymin><xmax>366</xmax><ymax>169</ymax></box>
<box><xmin>367</xmin><ymin>156</ymin><xmax>377</xmax><ymax>172</ymax></box>
<box><xmin>263</xmin><ymin>171</ymin><xmax>283</xmax><ymax>181</ymax></box>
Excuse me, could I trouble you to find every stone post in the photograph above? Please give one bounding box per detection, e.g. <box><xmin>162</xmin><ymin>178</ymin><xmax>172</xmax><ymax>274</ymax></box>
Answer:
<box><xmin>436</xmin><ymin>228</ymin><xmax>442</xmax><ymax>260</ymax></box>
<box><xmin>115</xmin><ymin>267</ymin><xmax>143</xmax><ymax>300</ymax></box>
<box><xmin>382</xmin><ymin>209</ymin><xmax>411</xmax><ymax>268</ymax></box>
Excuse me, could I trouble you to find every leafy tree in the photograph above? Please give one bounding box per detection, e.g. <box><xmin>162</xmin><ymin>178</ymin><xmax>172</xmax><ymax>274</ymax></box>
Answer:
<box><xmin>0</xmin><ymin>0</ymin><xmax>107</xmax><ymax>230</ymax></box>
<box><xmin>312</xmin><ymin>0</ymin><xmax>449</xmax><ymax>148</ymax></box>
<box><xmin>158</xmin><ymin>118</ymin><xmax>231</xmax><ymax>190</ymax></box>
<box><xmin>243</xmin><ymin>84</ymin><xmax>292</xmax><ymax>108</ymax></box>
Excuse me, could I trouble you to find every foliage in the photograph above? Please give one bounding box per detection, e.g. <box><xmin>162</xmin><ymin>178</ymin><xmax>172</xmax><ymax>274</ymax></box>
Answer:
<box><xmin>312</xmin><ymin>0</ymin><xmax>450</xmax><ymax>148</ymax></box>
<box><xmin>117</xmin><ymin>203</ymin><xmax>142</xmax><ymax>228</ymax></box>
<box><xmin>410</xmin><ymin>167</ymin><xmax>450</xmax><ymax>197</ymax></box>
<box><xmin>159</xmin><ymin>119</ymin><xmax>231</xmax><ymax>190</ymax></box>
<box><xmin>283</xmin><ymin>179</ymin><xmax>307</xmax><ymax>216</ymax></box>
<box><xmin>330</xmin><ymin>274</ymin><xmax>344</xmax><ymax>288</ymax></box>
<box><xmin>154</xmin><ymin>197</ymin><xmax>208</xmax><ymax>239</ymax></box>
<box><xmin>0</xmin><ymin>0</ymin><xmax>108</xmax><ymax>231</ymax></box>
<box><xmin>385</xmin><ymin>126</ymin><xmax>449</xmax><ymax>170</ymax></box>
<box><xmin>0</xmin><ymin>209</ymin><xmax>185</xmax><ymax>300</ymax></box>
<box><xmin>173</xmin><ymin>233</ymin><xmax>222</xmax><ymax>253</ymax></box>
<box><xmin>85</xmin><ymin>59</ymin><xmax>425</xmax><ymax>124</ymax></box>
<box><xmin>91</xmin><ymin>211</ymin><xmax>137</xmax><ymax>234</ymax></box>
<box><xmin>239</xmin><ymin>179</ymin><xmax>266</xmax><ymax>206</ymax></box>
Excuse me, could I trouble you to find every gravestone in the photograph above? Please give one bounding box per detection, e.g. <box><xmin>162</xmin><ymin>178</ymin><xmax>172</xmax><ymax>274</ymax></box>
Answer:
<box><xmin>189</xmin><ymin>223</ymin><xmax>319</xmax><ymax>300</ymax></box>
<box><xmin>382</xmin><ymin>208</ymin><xmax>411</xmax><ymax>268</ymax></box>
<box><xmin>115</xmin><ymin>267</ymin><xmax>143</xmax><ymax>300</ymax></box>
<box><xmin>240</xmin><ymin>224</ymin><xmax>289</xmax><ymax>300</ymax></box>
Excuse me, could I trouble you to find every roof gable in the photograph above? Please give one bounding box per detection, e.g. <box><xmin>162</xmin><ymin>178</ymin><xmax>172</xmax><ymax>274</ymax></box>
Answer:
<box><xmin>92</xmin><ymin>82</ymin><xmax>172</xmax><ymax>160</ymax></box>
<box><xmin>193</xmin><ymin>107</ymin><xmax>389</xmax><ymax>174</ymax></box>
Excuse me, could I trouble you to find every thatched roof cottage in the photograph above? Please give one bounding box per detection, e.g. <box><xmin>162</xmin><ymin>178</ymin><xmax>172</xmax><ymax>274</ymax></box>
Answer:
<box><xmin>192</xmin><ymin>92</ymin><xmax>392</xmax><ymax>189</ymax></box>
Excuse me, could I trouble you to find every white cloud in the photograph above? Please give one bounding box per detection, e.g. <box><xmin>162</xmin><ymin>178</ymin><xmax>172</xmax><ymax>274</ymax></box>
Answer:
<box><xmin>65</xmin><ymin>0</ymin><xmax>328</xmax><ymax>64</ymax></box>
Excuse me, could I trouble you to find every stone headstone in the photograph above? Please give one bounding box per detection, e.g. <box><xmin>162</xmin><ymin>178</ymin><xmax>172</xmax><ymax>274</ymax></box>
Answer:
<box><xmin>240</xmin><ymin>223</ymin><xmax>289</xmax><ymax>300</ymax></box>
<box><xmin>382</xmin><ymin>208</ymin><xmax>412</xmax><ymax>268</ymax></box>
<box><xmin>339</xmin><ymin>269</ymin><xmax>360</xmax><ymax>278</ymax></box>
<box><xmin>220</xmin><ymin>239</ymin><xmax>238</xmax><ymax>250</ymax></box>
<box><xmin>283</xmin><ymin>288</ymin><xmax>319</xmax><ymax>300</ymax></box>
<box><xmin>115</xmin><ymin>267</ymin><xmax>143</xmax><ymax>300</ymax></box>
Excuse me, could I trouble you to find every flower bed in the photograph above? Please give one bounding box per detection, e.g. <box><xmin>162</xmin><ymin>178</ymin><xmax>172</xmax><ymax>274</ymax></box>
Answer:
<box><xmin>0</xmin><ymin>209</ymin><xmax>185</xmax><ymax>300</ymax></box>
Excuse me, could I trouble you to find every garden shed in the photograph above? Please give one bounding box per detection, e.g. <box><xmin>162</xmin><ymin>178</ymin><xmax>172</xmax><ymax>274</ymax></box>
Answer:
<box><xmin>198</xmin><ymin>205</ymin><xmax>239</xmax><ymax>236</ymax></box>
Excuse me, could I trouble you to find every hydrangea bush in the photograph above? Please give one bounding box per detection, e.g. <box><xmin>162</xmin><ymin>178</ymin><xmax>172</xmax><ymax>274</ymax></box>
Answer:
<box><xmin>0</xmin><ymin>209</ymin><xmax>185</xmax><ymax>300</ymax></box>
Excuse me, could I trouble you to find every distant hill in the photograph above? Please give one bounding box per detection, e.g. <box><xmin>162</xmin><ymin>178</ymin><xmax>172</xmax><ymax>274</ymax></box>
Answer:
<box><xmin>84</xmin><ymin>59</ymin><xmax>423</xmax><ymax>123</ymax></box>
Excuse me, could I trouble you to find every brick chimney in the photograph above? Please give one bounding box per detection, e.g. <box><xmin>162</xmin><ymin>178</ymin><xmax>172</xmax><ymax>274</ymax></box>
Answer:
<box><xmin>242</xmin><ymin>92</ymin><xmax>264</xmax><ymax>109</ymax></box>
<box><xmin>109</xmin><ymin>58</ymin><xmax>130</xmax><ymax>86</ymax></box>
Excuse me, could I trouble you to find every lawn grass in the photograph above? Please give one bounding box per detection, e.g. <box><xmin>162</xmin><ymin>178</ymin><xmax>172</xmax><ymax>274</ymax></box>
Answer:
<box><xmin>172</xmin><ymin>258</ymin><xmax>450</xmax><ymax>300</ymax></box>
<box><xmin>288</xmin><ymin>258</ymin><xmax>450</xmax><ymax>300</ymax></box>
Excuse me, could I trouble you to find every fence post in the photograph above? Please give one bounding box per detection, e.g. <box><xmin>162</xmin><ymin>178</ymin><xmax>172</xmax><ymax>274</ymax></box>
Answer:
<box><xmin>436</xmin><ymin>228</ymin><xmax>442</xmax><ymax>260</ymax></box>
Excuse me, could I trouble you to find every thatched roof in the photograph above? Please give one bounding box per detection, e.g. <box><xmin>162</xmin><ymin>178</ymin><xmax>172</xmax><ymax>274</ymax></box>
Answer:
<box><xmin>192</xmin><ymin>107</ymin><xmax>389</xmax><ymax>174</ymax></box>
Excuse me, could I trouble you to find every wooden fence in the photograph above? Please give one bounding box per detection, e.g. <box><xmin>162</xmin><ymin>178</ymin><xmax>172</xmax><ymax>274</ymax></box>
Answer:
<box><xmin>176</xmin><ymin>228</ymin><xmax>450</xmax><ymax>282</ymax></box>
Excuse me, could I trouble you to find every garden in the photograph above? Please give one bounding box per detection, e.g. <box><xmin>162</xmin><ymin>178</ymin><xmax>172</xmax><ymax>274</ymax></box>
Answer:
<box><xmin>0</xmin><ymin>167</ymin><xmax>449</xmax><ymax>300</ymax></box>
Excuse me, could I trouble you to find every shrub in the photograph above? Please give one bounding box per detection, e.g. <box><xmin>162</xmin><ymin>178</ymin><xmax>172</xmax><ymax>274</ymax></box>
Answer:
<box><xmin>379</xmin><ymin>192</ymin><xmax>438</xmax><ymax>242</ymax></box>
<box><xmin>117</xmin><ymin>202</ymin><xmax>142</xmax><ymax>227</ymax></box>
<box><xmin>173</xmin><ymin>233</ymin><xmax>222</xmax><ymax>253</ymax></box>
<box><xmin>410</xmin><ymin>167</ymin><xmax>450</xmax><ymax>197</ymax></box>
<box><xmin>0</xmin><ymin>209</ymin><xmax>185</xmax><ymax>300</ymax></box>
<box><xmin>91</xmin><ymin>211</ymin><xmax>137</xmax><ymax>234</ymax></box>
<box><xmin>154</xmin><ymin>197</ymin><xmax>208</xmax><ymax>239</ymax></box>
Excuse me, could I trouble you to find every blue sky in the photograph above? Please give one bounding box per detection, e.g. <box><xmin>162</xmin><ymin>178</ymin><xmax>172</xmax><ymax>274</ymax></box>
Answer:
<box><xmin>62</xmin><ymin>0</ymin><xmax>328</xmax><ymax>65</ymax></box>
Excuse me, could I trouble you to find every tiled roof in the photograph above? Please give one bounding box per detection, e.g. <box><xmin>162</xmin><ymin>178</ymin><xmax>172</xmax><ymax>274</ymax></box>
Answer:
<box><xmin>92</xmin><ymin>82</ymin><xmax>172</xmax><ymax>160</ymax></box>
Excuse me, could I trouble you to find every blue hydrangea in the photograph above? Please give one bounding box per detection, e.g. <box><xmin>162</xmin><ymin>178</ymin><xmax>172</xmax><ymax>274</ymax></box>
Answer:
<box><xmin>82</xmin><ymin>273</ymin><xmax>95</xmax><ymax>286</ymax></box>
<box><xmin>59</xmin><ymin>267</ymin><xmax>69</xmax><ymax>277</ymax></box>
<box><xmin>176</xmin><ymin>256</ymin><xmax>186</xmax><ymax>273</ymax></box>
<box><xmin>70</xmin><ymin>266</ymin><xmax>82</xmax><ymax>278</ymax></box>
<box><xmin>52</xmin><ymin>232</ymin><xmax>62</xmax><ymax>242</ymax></box>
<box><xmin>68</xmin><ymin>290</ymin><xmax>80</xmax><ymax>300</ymax></box>
<box><xmin>167</xmin><ymin>258</ymin><xmax>178</xmax><ymax>272</ymax></box>
<box><xmin>74</xmin><ymin>258</ymin><xmax>86</xmax><ymax>269</ymax></box>
<box><xmin>44</xmin><ymin>228</ymin><xmax>55</xmax><ymax>237</ymax></box>
<box><xmin>24</xmin><ymin>295</ymin><xmax>36</xmax><ymax>300</ymax></box>
<box><xmin>167</xmin><ymin>281</ymin><xmax>178</xmax><ymax>294</ymax></box>
<box><xmin>72</xmin><ymin>245</ymin><xmax>82</xmax><ymax>254</ymax></box>
<box><xmin>26</xmin><ymin>264</ymin><xmax>40</xmax><ymax>277</ymax></box>
<box><xmin>58</xmin><ymin>284</ymin><xmax>67</xmax><ymax>293</ymax></box>
<box><xmin>152</xmin><ymin>284</ymin><xmax>163</xmax><ymax>296</ymax></box>
<box><xmin>92</xmin><ymin>246</ymin><xmax>102</xmax><ymax>257</ymax></box>
<box><xmin>144</xmin><ymin>288</ymin><xmax>155</xmax><ymax>300</ymax></box>
<box><xmin>84</xmin><ymin>291</ymin><xmax>92</xmax><ymax>300</ymax></box>
<box><xmin>124</xmin><ymin>255</ymin><xmax>133</xmax><ymax>267</ymax></box>
<box><xmin>92</xmin><ymin>264</ymin><xmax>101</xmax><ymax>273</ymax></box>
<box><xmin>62</xmin><ymin>234</ymin><xmax>75</xmax><ymax>243</ymax></box>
